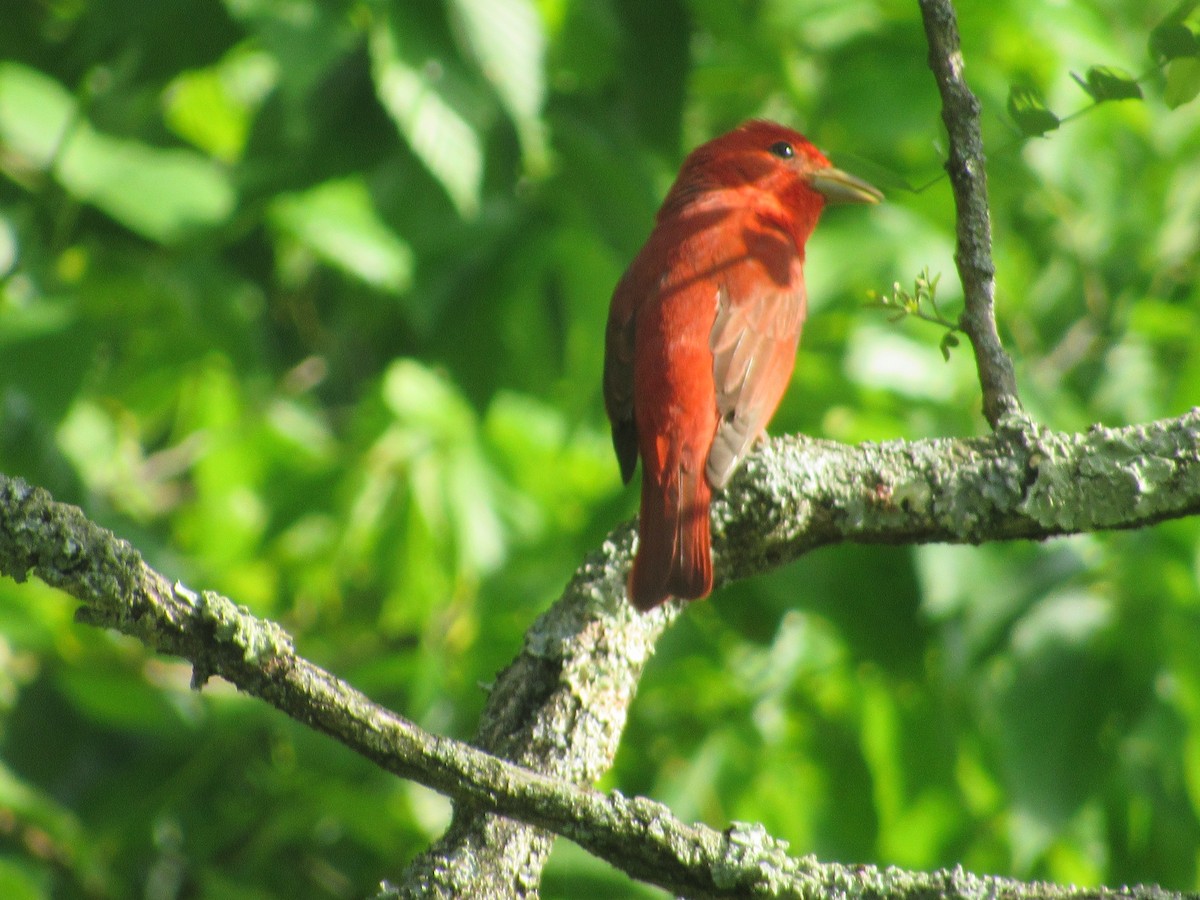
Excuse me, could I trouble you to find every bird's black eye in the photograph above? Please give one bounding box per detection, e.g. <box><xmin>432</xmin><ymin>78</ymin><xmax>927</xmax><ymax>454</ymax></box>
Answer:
<box><xmin>768</xmin><ymin>141</ymin><xmax>794</xmax><ymax>159</ymax></box>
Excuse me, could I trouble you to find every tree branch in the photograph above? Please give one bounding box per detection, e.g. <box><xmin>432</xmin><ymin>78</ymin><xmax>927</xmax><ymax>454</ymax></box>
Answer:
<box><xmin>919</xmin><ymin>0</ymin><xmax>1023</xmax><ymax>427</ymax></box>
<box><xmin>6</xmin><ymin>415</ymin><xmax>1187</xmax><ymax>897</ymax></box>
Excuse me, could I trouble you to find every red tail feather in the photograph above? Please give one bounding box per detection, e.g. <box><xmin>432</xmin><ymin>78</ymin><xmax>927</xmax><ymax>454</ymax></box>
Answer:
<box><xmin>629</xmin><ymin>463</ymin><xmax>713</xmax><ymax>611</ymax></box>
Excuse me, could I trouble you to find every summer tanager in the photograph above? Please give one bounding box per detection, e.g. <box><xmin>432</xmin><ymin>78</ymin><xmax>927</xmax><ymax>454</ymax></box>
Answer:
<box><xmin>604</xmin><ymin>120</ymin><xmax>882</xmax><ymax>611</ymax></box>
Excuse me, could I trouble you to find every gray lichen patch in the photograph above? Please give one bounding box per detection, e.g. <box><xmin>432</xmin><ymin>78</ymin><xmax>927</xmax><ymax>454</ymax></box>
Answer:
<box><xmin>1018</xmin><ymin>415</ymin><xmax>1200</xmax><ymax>532</ymax></box>
<box><xmin>712</xmin><ymin>820</ymin><xmax>795</xmax><ymax>893</ymax></box>
<box><xmin>181</xmin><ymin>584</ymin><xmax>295</xmax><ymax>665</ymax></box>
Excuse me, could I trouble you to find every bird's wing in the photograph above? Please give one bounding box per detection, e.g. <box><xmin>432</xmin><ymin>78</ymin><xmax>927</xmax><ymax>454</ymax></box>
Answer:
<box><xmin>604</xmin><ymin>267</ymin><xmax>641</xmax><ymax>484</ymax></box>
<box><xmin>707</xmin><ymin>274</ymin><xmax>806</xmax><ymax>490</ymax></box>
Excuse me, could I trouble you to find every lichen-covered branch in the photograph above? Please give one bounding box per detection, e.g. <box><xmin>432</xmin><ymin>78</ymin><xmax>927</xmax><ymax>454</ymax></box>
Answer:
<box><xmin>919</xmin><ymin>0</ymin><xmax>1022</xmax><ymax>426</ymax></box>
<box><xmin>397</xmin><ymin>410</ymin><xmax>1200</xmax><ymax>896</ymax></box>
<box><xmin>3</xmin><ymin>413</ymin><xmax>1199</xmax><ymax>898</ymax></box>
<box><xmin>718</xmin><ymin>413</ymin><xmax>1200</xmax><ymax>577</ymax></box>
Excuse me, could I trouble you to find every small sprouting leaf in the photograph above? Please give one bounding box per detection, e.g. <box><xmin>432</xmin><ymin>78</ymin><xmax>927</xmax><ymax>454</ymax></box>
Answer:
<box><xmin>1165</xmin><ymin>57</ymin><xmax>1200</xmax><ymax>108</ymax></box>
<box><xmin>1071</xmin><ymin>66</ymin><xmax>1143</xmax><ymax>102</ymax></box>
<box><xmin>870</xmin><ymin>268</ymin><xmax>961</xmax><ymax>360</ymax></box>
<box><xmin>939</xmin><ymin>331</ymin><xmax>960</xmax><ymax>362</ymax></box>
<box><xmin>1150</xmin><ymin>21</ymin><xmax>1200</xmax><ymax>61</ymax></box>
<box><xmin>1007</xmin><ymin>85</ymin><xmax>1060</xmax><ymax>137</ymax></box>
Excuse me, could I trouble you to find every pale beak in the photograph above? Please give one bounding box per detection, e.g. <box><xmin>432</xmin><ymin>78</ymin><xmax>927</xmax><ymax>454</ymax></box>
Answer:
<box><xmin>809</xmin><ymin>166</ymin><xmax>884</xmax><ymax>205</ymax></box>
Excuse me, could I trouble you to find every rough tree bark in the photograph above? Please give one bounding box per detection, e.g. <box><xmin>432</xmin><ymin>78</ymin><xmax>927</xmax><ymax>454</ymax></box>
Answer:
<box><xmin>3</xmin><ymin>413</ymin><xmax>1198</xmax><ymax>898</ymax></box>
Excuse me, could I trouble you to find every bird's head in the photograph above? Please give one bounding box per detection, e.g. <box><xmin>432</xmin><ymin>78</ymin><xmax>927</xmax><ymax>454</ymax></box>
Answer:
<box><xmin>663</xmin><ymin>120</ymin><xmax>882</xmax><ymax>224</ymax></box>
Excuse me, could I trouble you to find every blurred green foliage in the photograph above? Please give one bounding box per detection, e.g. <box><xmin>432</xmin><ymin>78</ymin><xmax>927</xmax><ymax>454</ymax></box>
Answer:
<box><xmin>1</xmin><ymin>0</ymin><xmax>1200</xmax><ymax>897</ymax></box>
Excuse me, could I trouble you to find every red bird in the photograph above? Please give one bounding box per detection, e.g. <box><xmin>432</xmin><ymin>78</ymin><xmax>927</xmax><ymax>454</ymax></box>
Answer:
<box><xmin>604</xmin><ymin>120</ymin><xmax>881</xmax><ymax>611</ymax></box>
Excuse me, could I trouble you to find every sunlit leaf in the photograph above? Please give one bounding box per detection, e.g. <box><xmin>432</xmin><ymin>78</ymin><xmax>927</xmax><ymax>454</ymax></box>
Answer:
<box><xmin>164</xmin><ymin>46</ymin><xmax>279</xmax><ymax>162</ymax></box>
<box><xmin>483</xmin><ymin>391</ymin><xmax>615</xmax><ymax>534</ymax></box>
<box><xmin>0</xmin><ymin>62</ymin><xmax>74</xmax><ymax>168</ymax></box>
<box><xmin>0</xmin><ymin>300</ymin><xmax>73</xmax><ymax>345</ymax></box>
<box><xmin>845</xmin><ymin>326</ymin><xmax>963</xmax><ymax>400</ymax></box>
<box><xmin>345</xmin><ymin>360</ymin><xmax>518</xmax><ymax>631</ymax></box>
<box><xmin>382</xmin><ymin>359</ymin><xmax>475</xmax><ymax>435</ymax></box>
<box><xmin>450</xmin><ymin>0</ymin><xmax>549</xmax><ymax>174</ymax></box>
<box><xmin>0</xmin><ymin>63</ymin><xmax>235</xmax><ymax>242</ymax></box>
<box><xmin>0</xmin><ymin>214</ymin><xmax>14</xmax><ymax>279</ymax></box>
<box><xmin>270</xmin><ymin>177</ymin><xmax>414</xmax><ymax>294</ymax></box>
<box><xmin>58</xmin><ymin>133</ymin><xmax>236</xmax><ymax>243</ymax></box>
<box><xmin>1165</xmin><ymin>57</ymin><xmax>1200</xmax><ymax>108</ymax></box>
<box><xmin>368</xmin><ymin>11</ymin><xmax>485</xmax><ymax>218</ymax></box>
<box><xmin>222</xmin><ymin>0</ymin><xmax>354</xmax><ymax>98</ymax></box>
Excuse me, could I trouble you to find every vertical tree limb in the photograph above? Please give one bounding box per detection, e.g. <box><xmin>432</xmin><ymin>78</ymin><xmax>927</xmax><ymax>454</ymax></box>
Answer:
<box><xmin>919</xmin><ymin>0</ymin><xmax>1023</xmax><ymax>427</ymax></box>
<box><xmin>393</xmin><ymin>525</ymin><xmax>676</xmax><ymax>897</ymax></box>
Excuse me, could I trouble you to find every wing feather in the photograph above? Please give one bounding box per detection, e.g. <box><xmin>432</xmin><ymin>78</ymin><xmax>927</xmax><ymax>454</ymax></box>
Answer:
<box><xmin>707</xmin><ymin>280</ymin><xmax>806</xmax><ymax>489</ymax></box>
<box><xmin>604</xmin><ymin>270</ymin><xmax>640</xmax><ymax>484</ymax></box>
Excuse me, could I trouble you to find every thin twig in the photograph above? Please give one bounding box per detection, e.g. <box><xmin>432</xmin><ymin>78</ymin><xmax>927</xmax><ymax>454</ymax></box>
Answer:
<box><xmin>919</xmin><ymin>0</ymin><xmax>1023</xmax><ymax>427</ymax></box>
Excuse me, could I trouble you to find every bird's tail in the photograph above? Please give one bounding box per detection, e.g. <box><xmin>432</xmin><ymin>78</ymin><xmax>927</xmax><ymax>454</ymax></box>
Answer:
<box><xmin>629</xmin><ymin>461</ymin><xmax>713</xmax><ymax>611</ymax></box>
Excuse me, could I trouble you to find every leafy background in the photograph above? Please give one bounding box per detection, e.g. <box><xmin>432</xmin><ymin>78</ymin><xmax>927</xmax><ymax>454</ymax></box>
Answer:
<box><xmin>2</xmin><ymin>0</ymin><xmax>1200</xmax><ymax>897</ymax></box>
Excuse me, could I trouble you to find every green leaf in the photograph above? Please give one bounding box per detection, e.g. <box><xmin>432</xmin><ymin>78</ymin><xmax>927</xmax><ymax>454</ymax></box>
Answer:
<box><xmin>0</xmin><ymin>860</ymin><xmax>47</xmax><ymax>900</ymax></box>
<box><xmin>845</xmin><ymin>326</ymin><xmax>959</xmax><ymax>401</ymax></box>
<box><xmin>56</xmin><ymin>667</ymin><xmax>189</xmax><ymax>736</ymax></box>
<box><xmin>1151</xmin><ymin>22</ymin><xmax>1199</xmax><ymax>60</ymax></box>
<box><xmin>1007</xmin><ymin>85</ymin><xmax>1060</xmax><ymax>137</ymax></box>
<box><xmin>450</xmin><ymin>0</ymin><xmax>549</xmax><ymax>175</ymax></box>
<box><xmin>57</xmin><ymin>132</ymin><xmax>236</xmax><ymax>243</ymax></box>
<box><xmin>0</xmin><ymin>62</ymin><xmax>236</xmax><ymax>243</ymax></box>
<box><xmin>270</xmin><ymin>177</ymin><xmax>414</xmax><ymax>294</ymax></box>
<box><xmin>0</xmin><ymin>213</ymin><xmax>16</xmax><ymax>279</ymax></box>
<box><xmin>939</xmin><ymin>331</ymin><xmax>959</xmax><ymax>362</ymax></box>
<box><xmin>163</xmin><ymin>46</ymin><xmax>278</xmax><ymax>163</ymax></box>
<box><xmin>1165</xmin><ymin>57</ymin><xmax>1200</xmax><ymax>108</ymax></box>
<box><xmin>369</xmin><ymin>10</ymin><xmax>486</xmax><ymax>218</ymax></box>
<box><xmin>0</xmin><ymin>62</ymin><xmax>75</xmax><ymax>168</ymax></box>
<box><xmin>1071</xmin><ymin>66</ymin><xmax>1142</xmax><ymax>102</ymax></box>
